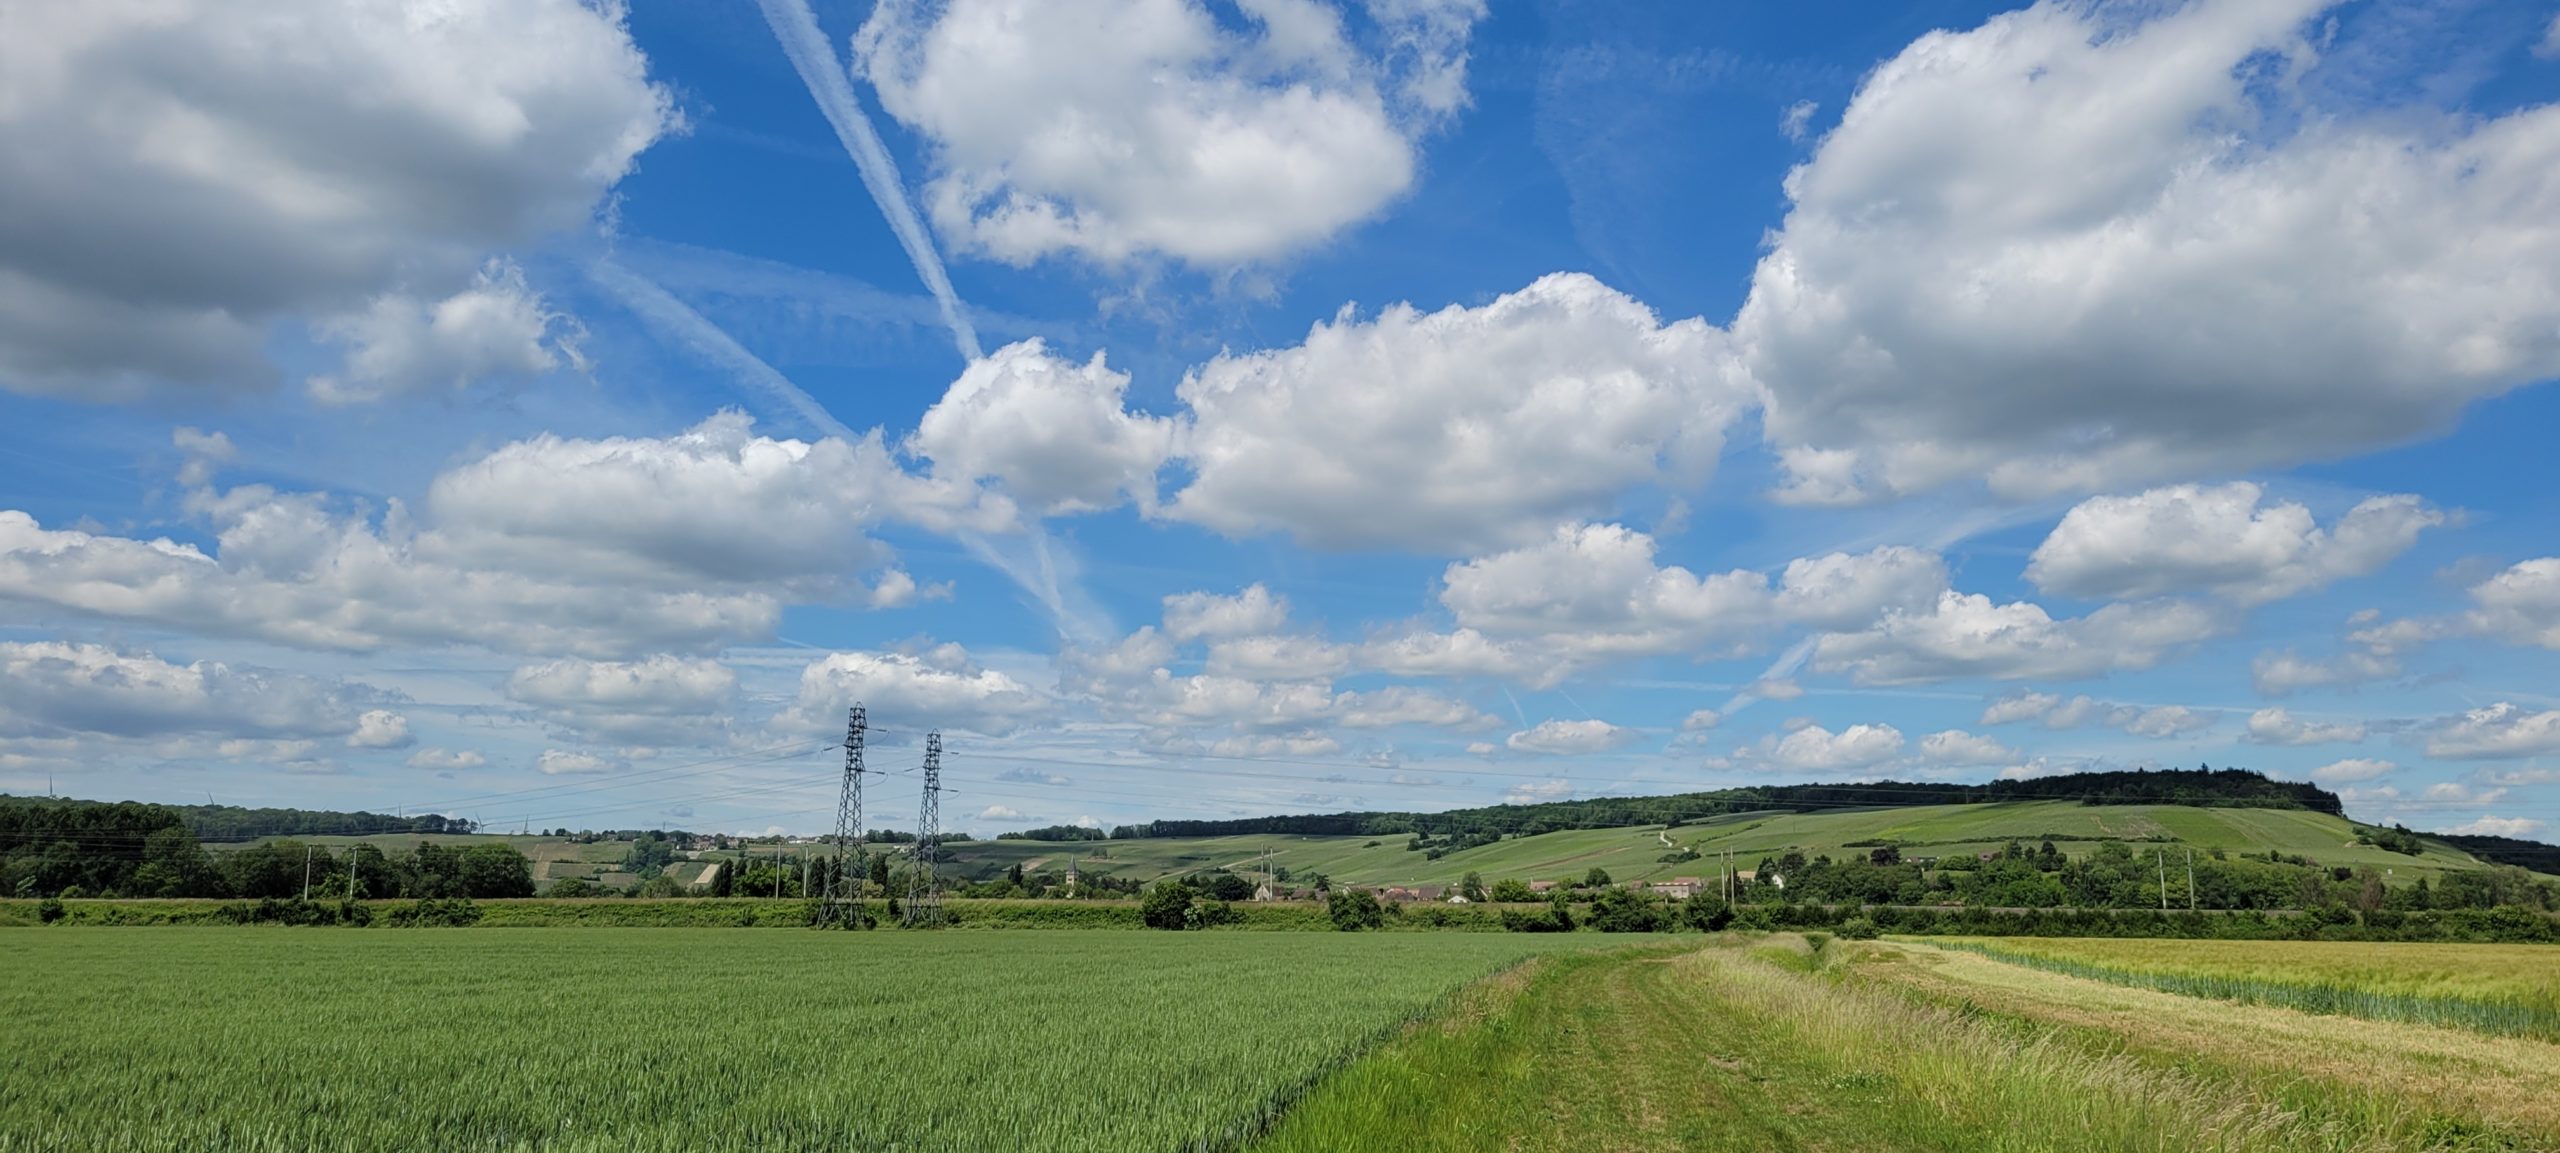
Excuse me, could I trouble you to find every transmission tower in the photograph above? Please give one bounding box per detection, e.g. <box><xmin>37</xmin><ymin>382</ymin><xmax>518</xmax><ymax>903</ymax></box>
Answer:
<box><xmin>904</xmin><ymin>731</ymin><xmax>945</xmax><ymax>927</ymax></box>
<box><xmin>821</xmin><ymin>705</ymin><xmax>870</xmax><ymax>926</ymax></box>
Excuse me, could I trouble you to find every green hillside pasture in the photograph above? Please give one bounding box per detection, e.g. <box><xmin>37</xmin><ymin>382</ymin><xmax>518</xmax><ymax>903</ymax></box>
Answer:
<box><xmin>223</xmin><ymin>802</ymin><xmax>2492</xmax><ymax>894</ymax></box>
<box><xmin>0</xmin><ymin>929</ymin><xmax>1624</xmax><ymax>1153</ymax></box>
<box><xmin>945</xmin><ymin>802</ymin><xmax>2486</xmax><ymax>891</ymax></box>
<box><xmin>1930</xmin><ymin>936</ymin><xmax>2560</xmax><ymax>1040</ymax></box>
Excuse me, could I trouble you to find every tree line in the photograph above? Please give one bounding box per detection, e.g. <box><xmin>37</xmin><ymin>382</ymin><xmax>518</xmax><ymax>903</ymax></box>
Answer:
<box><xmin>3</xmin><ymin>797</ymin><xmax>532</xmax><ymax>899</ymax></box>
<box><xmin>1107</xmin><ymin>768</ymin><xmax>2343</xmax><ymax>841</ymax></box>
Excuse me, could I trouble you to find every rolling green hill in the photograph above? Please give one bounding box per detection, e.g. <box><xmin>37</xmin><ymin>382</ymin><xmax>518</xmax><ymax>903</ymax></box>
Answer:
<box><xmin>205</xmin><ymin>803</ymin><xmax>2505</xmax><ymax>894</ymax></box>
<box><xmin>926</xmin><ymin>800</ymin><xmax>2490</xmax><ymax>890</ymax></box>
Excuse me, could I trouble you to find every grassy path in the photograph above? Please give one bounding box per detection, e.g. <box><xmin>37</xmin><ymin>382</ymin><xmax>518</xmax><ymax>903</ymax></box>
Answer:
<box><xmin>1254</xmin><ymin>937</ymin><xmax>2557</xmax><ymax>1152</ymax></box>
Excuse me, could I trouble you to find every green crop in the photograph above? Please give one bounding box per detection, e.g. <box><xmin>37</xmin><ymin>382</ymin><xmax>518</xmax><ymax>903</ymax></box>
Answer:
<box><xmin>0</xmin><ymin>928</ymin><xmax>1613</xmax><ymax>1152</ymax></box>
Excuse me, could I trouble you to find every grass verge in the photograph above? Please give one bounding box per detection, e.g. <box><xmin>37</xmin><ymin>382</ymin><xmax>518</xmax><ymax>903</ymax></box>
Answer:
<box><xmin>1254</xmin><ymin>934</ymin><xmax>2552</xmax><ymax>1151</ymax></box>
<box><xmin>1927</xmin><ymin>937</ymin><xmax>2560</xmax><ymax>1040</ymax></box>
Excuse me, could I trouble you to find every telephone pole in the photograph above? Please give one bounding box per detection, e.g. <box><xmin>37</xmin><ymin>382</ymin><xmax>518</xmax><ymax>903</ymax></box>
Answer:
<box><xmin>2185</xmin><ymin>847</ymin><xmax>2196</xmax><ymax>911</ymax></box>
<box><xmin>2157</xmin><ymin>848</ymin><xmax>2169</xmax><ymax>910</ymax></box>
<box><xmin>904</xmin><ymin>732</ymin><xmax>945</xmax><ymax>927</ymax></box>
<box><xmin>302</xmin><ymin>845</ymin><xmax>314</xmax><ymax>902</ymax></box>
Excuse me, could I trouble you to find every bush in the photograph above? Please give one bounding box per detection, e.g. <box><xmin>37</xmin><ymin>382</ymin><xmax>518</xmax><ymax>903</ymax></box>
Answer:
<box><xmin>1327</xmin><ymin>889</ymin><xmax>1385</xmax><ymax>932</ymax></box>
<box><xmin>1680</xmin><ymin>896</ymin><xmax>1733</xmax><ymax>932</ymax></box>
<box><xmin>212</xmin><ymin>898</ymin><xmax>346</xmax><ymax>926</ymax></box>
<box><xmin>1199</xmin><ymin>872</ymin><xmax>1255</xmax><ymax>902</ymax></box>
<box><xmin>1499</xmin><ymin>900</ymin><xmax>1575</xmax><ymax>933</ymax></box>
<box><xmin>36</xmin><ymin>896</ymin><xmax>65</xmax><ymax>924</ymax></box>
<box><xmin>1140</xmin><ymin>882</ymin><xmax>1196</xmax><ymax>930</ymax></box>
<box><xmin>546</xmin><ymin>877</ymin><xmax>603</xmax><ymax>898</ymax></box>
<box><xmin>1586</xmin><ymin>887</ymin><xmax>1670</xmax><ymax>933</ymax></box>
<box><xmin>1488</xmin><ymin>878</ymin><xmax>1536</xmax><ymax>903</ymax></box>
<box><xmin>1837</xmin><ymin>916</ymin><xmax>1879</xmax><ymax>940</ymax></box>
<box><xmin>384</xmin><ymin>898</ymin><xmax>482</xmax><ymax>927</ymax></box>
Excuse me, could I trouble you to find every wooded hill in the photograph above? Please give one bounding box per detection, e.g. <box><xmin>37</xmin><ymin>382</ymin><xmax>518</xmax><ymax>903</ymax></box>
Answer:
<box><xmin>1110</xmin><ymin>768</ymin><xmax>2344</xmax><ymax>841</ymax></box>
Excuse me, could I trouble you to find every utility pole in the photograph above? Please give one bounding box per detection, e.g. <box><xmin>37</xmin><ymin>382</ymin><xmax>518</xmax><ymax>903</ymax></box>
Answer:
<box><xmin>800</xmin><ymin>851</ymin><xmax>810</xmax><ymax>900</ymax></box>
<box><xmin>2158</xmin><ymin>848</ymin><xmax>2169</xmax><ymax>911</ymax></box>
<box><xmin>1065</xmin><ymin>853</ymin><xmax>1078</xmax><ymax>900</ymax></box>
<box><xmin>905</xmin><ymin>732</ymin><xmax>944</xmax><ymax>927</ymax></box>
<box><xmin>302</xmin><ymin>845</ymin><xmax>314</xmax><ymax>902</ymax></box>
<box><xmin>825</xmin><ymin>706</ymin><xmax>868</xmax><ymax>926</ymax></box>
<box><xmin>2186</xmin><ymin>847</ymin><xmax>2196</xmax><ymax>911</ymax></box>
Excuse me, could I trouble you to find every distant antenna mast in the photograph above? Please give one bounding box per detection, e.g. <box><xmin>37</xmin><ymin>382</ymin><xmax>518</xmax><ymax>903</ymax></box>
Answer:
<box><xmin>904</xmin><ymin>731</ymin><xmax>945</xmax><ymax>927</ymax></box>
<box><xmin>823</xmin><ymin>705</ymin><xmax>869</xmax><ymax>927</ymax></box>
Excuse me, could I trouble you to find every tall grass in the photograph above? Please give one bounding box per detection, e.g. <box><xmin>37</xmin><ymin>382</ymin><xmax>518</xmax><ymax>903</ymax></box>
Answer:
<box><xmin>1931</xmin><ymin>939</ymin><xmax>2560</xmax><ymax>1041</ymax></box>
<box><xmin>1261</xmin><ymin>936</ymin><xmax>2518</xmax><ymax>1151</ymax></box>
<box><xmin>0</xmin><ymin>928</ymin><xmax>1613</xmax><ymax>1152</ymax></box>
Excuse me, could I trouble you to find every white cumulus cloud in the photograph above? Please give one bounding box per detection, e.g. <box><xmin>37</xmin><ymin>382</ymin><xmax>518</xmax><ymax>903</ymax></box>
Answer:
<box><xmin>1166</xmin><ymin>274</ymin><xmax>1744</xmax><ymax>552</ymax></box>
<box><xmin>2245</xmin><ymin>707</ymin><xmax>2366</xmax><ymax>747</ymax></box>
<box><xmin>854</xmin><ymin>0</ymin><xmax>1483</xmax><ymax>266</ymax></box>
<box><xmin>2027</xmin><ymin>484</ymin><xmax>2439</xmax><ymax>606</ymax></box>
<box><xmin>911</xmin><ymin>340</ymin><xmax>1178</xmax><ymax>515</ymax></box>
<box><xmin>1737</xmin><ymin>0</ymin><xmax>2560</xmax><ymax>502</ymax></box>
<box><xmin>2425</xmin><ymin>703</ymin><xmax>2560</xmax><ymax>760</ymax></box>
<box><xmin>1816</xmin><ymin>593</ymin><xmax>2221</xmax><ymax>685</ymax></box>
<box><xmin>778</xmin><ymin>645</ymin><xmax>1051</xmax><ymax>737</ymax></box>
<box><xmin>0</xmin><ymin>0</ymin><xmax>675</xmax><ymax>399</ymax></box>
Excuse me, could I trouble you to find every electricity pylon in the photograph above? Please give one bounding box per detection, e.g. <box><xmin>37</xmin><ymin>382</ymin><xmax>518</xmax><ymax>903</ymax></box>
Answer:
<box><xmin>821</xmin><ymin>705</ymin><xmax>869</xmax><ymax>927</ymax></box>
<box><xmin>904</xmin><ymin>731</ymin><xmax>945</xmax><ymax>927</ymax></box>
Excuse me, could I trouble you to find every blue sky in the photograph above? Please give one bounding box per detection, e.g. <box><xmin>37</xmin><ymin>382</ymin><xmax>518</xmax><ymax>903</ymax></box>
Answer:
<box><xmin>3</xmin><ymin>0</ymin><xmax>2559</xmax><ymax>839</ymax></box>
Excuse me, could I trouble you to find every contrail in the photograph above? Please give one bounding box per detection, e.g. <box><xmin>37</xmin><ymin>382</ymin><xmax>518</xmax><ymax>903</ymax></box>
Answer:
<box><xmin>587</xmin><ymin>258</ymin><xmax>855</xmax><ymax>442</ymax></box>
<box><xmin>1718</xmin><ymin>635</ymin><xmax>1818</xmax><ymax>719</ymax></box>
<box><xmin>589</xmin><ymin>257</ymin><xmax>1112</xmax><ymax>644</ymax></box>
<box><xmin>756</xmin><ymin>0</ymin><xmax>982</xmax><ymax>362</ymax></box>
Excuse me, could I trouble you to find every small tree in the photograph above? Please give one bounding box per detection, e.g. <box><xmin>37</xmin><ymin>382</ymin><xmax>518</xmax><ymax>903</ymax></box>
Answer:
<box><xmin>457</xmin><ymin>844</ymin><xmax>535</xmax><ymax>898</ymax></box>
<box><xmin>1583</xmin><ymin>866</ymin><xmax>1613</xmax><ymax>889</ymax></box>
<box><xmin>1200</xmin><ymin>872</ymin><xmax>1255</xmax><ymax>902</ymax></box>
<box><xmin>1680</xmin><ymin>896</ymin><xmax>1733</xmax><ymax>932</ymax></box>
<box><xmin>1141</xmin><ymin>881</ymin><xmax>1196</xmax><ymax>930</ymax></box>
<box><xmin>1488</xmin><ymin>878</ymin><xmax>1535</xmax><ymax>903</ymax></box>
<box><xmin>1587</xmin><ymin>887</ymin><xmax>1668</xmax><ymax>933</ymax></box>
<box><xmin>1328</xmin><ymin>889</ymin><xmax>1385</xmax><ymax>931</ymax></box>
<box><xmin>546</xmin><ymin>876</ymin><xmax>601</xmax><ymax>898</ymax></box>
<box><xmin>1459</xmin><ymin>872</ymin><xmax>1488</xmax><ymax>902</ymax></box>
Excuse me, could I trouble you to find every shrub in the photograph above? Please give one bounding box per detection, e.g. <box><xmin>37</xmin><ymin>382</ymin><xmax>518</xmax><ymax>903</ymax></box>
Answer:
<box><xmin>1587</xmin><ymin>887</ymin><xmax>1669</xmax><ymax>933</ymax></box>
<box><xmin>384</xmin><ymin>898</ymin><xmax>482</xmax><ymax>927</ymax></box>
<box><xmin>36</xmin><ymin>897</ymin><xmax>65</xmax><ymax>924</ymax></box>
<box><xmin>1488</xmin><ymin>878</ymin><xmax>1536</xmax><ymax>903</ymax></box>
<box><xmin>1141</xmin><ymin>882</ymin><xmax>1196</xmax><ymax>930</ymax></box>
<box><xmin>1328</xmin><ymin>889</ymin><xmax>1385</xmax><ymax>932</ymax></box>
<box><xmin>546</xmin><ymin>877</ymin><xmax>602</xmax><ymax>898</ymax></box>
<box><xmin>1499</xmin><ymin>900</ymin><xmax>1575</xmax><ymax>933</ymax></box>
<box><xmin>1838</xmin><ymin>916</ymin><xmax>1879</xmax><ymax>940</ymax></box>
<box><xmin>1680</xmin><ymin>896</ymin><xmax>1733</xmax><ymax>932</ymax></box>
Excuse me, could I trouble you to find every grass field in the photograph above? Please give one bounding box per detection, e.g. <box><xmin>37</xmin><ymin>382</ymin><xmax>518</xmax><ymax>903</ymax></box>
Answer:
<box><xmin>1931</xmin><ymin>936</ymin><xmax>2560</xmax><ymax>1039</ymax></box>
<box><xmin>0</xmin><ymin>929</ymin><xmax>1622</xmax><ymax>1152</ymax></box>
<box><xmin>7</xmin><ymin>926</ymin><xmax>2555</xmax><ymax>1150</ymax></box>
<box><xmin>1261</xmin><ymin>936</ymin><xmax>2560</xmax><ymax>1151</ymax></box>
